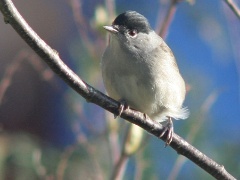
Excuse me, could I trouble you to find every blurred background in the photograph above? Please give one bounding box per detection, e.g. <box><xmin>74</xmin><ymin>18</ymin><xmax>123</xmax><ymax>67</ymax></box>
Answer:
<box><xmin>0</xmin><ymin>0</ymin><xmax>240</xmax><ymax>179</ymax></box>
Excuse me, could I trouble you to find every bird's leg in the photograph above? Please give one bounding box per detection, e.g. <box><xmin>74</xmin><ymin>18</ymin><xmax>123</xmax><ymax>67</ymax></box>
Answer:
<box><xmin>114</xmin><ymin>99</ymin><xmax>129</xmax><ymax>119</ymax></box>
<box><xmin>159</xmin><ymin>117</ymin><xmax>174</xmax><ymax>146</ymax></box>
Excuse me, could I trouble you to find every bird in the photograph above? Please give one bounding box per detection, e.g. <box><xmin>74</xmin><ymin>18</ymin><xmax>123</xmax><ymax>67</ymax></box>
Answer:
<box><xmin>101</xmin><ymin>11</ymin><xmax>189</xmax><ymax>145</ymax></box>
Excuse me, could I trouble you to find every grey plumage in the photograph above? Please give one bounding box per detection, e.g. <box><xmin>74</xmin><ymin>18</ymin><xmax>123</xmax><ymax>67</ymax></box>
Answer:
<box><xmin>101</xmin><ymin>11</ymin><xmax>189</xmax><ymax>123</ymax></box>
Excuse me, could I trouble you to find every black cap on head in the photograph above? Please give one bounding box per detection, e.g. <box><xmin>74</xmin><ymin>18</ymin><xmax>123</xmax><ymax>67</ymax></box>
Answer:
<box><xmin>113</xmin><ymin>11</ymin><xmax>151</xmax><ymax>34</ymax></box>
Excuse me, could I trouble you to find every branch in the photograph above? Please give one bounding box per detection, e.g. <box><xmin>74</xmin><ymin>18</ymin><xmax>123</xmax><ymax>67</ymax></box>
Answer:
<box><xmin>0</xmin><ymin>50</ymin><xmax>26</xmax><ymax>105</ymax></box>
<box><xmin>158</xmin><ymin>0</ymin><xmax>180</xmax><ymax>38</ymax></box>
<box><xmin>224</xmin><ymin>0</ymin><xmax>240</xmax><ymax>19</ymax></box>
<box><xmin>0</xmin><ymin>0</ymin><xmax>236</xmax><ymax>179</ymax></box>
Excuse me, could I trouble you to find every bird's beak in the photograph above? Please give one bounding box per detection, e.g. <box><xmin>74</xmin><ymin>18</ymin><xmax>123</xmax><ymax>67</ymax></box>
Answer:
<box><xmin>103</xmin><ymin>25</ymin><xmax>118</xmax><ymax>33</ymax></box>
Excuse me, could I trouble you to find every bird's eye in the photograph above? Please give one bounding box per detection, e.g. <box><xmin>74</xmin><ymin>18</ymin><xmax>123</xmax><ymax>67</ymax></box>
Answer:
<box><xmin>128</xmin><ymin>29</ymin><xmax>137</xmax><ymax>38</ymax></box>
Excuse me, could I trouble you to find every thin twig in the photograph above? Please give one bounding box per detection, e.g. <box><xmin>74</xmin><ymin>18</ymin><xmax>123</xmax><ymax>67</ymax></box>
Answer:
<box><xmin>68</xmin><ymin>0</ymin><xmax>98</xmax><ymax>58</ymax></box>
<box><xmin>0</xmin><ymin>1</ymin><xmax>236</xmax><ymax>179</ymax></box>
<box><xmin>110</xmin><ymin>124</ymin><xmax>131</xmax><ymax>180</ymax></box>
<box><xmin>134</xmin><ymin>152</ymin><xmax>146</xmax><ymax>180</ymax></box>
<box><xmin>223</xmin><ymin>1</ymin><xmax>240</xmax><ymax>102</ymax></box>
<box><xmin>224</xmin><ymin>0</ymin><xmax>240</xmax><ymax>19</ymax></box>
<box><xmin>0</xmin><ymin>50</ymin><xmax>27</xmax><ymax>105</ymax></box>
<box><xmin>158</xmin><ymin>0</ymin><xmax>182</xmax><ymax>38</ymax></box>
<box><xmin>57</xmin><ymin>133</ymin><xmax>104</xmax><ymax>180</ymax></box>
<box><xmin>110</xmin><ymin>152</ymin><xmax>128</xmax><ymax>180</ymax></box>
<box><xmin>27</xmin><ymin>53</ymin><xmax>55</xmax><ymax>83</ymax></box>
<box><xmin>56</xmin><ymin>144</ymin><xmax>78</xmax><ymax>180</ymax></box>
<box><xmin>106</xmin><ymin>111</ymin><xmax>121</xmax><ymax>165</ymax></box>
<box><xmin>0</xmin><ymin>49</ymin><xmax>58</xmax><ymax>106</ymax></box>
<box><xmin>105</xmin><ymin>0</ymin><xmax>116</xmax><ymax>22</ymax></box>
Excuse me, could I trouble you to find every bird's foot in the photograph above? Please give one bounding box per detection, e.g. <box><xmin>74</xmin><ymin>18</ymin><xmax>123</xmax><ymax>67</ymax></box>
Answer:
<box><xmin>159</xmin><ymin>117</ymin><xmax>174</xmax><ymax>147</ymax></box>
<box><xmin>114</xmin><ymin>100</ymin><xmax>129</xmax><ymax>119</ymax></box>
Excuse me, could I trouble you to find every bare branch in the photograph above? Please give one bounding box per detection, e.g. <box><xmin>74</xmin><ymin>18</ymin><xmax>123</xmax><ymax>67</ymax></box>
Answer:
<box><xmin>0</xmin><ymin>0</ymin><xmax>236</xmax><ymax>179</ymax></box>
<box><xmin>68</xmin><ymin>0</ymin><xmax>97</xmax><ymax>57</ymax></box>
<box><xmin>110</xmin><ymin>153</ymin><xmax>128</xmax><ymax>180</ymax></box>
<box><xmin>105</xmin><ymin>0</ymin><xmax>116</xmax><ymax>22</ymax></box>
<box><xmin>0</xmin><ymin>50</ymin><xmax>27</xmax><ymax>105</ymax></box>
<box><xmin>158</xmin><ymin>0</ymin><xmax>180</xmax><ymax>38</ymax></box>
<box><xmin>224</xmin><ymin>0</ymin><xmax>240</xmax><ymax>19</ymax></box>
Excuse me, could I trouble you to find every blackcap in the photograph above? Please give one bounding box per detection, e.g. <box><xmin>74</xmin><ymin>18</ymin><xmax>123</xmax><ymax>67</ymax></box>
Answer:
<box><xmin>101</xmin><ymin>11</ymin><xmax>189</xmax><ymax>145</ymax></box>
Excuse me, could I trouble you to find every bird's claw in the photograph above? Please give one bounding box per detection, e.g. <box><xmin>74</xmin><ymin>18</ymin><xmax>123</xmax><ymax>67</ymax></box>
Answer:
<box><xmin>159</xmin><ymin>117</ymin><xmax>174</xmax><ymax>147</ymax></box>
